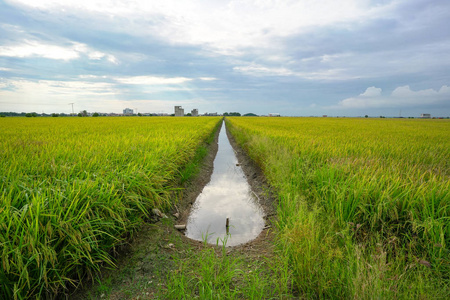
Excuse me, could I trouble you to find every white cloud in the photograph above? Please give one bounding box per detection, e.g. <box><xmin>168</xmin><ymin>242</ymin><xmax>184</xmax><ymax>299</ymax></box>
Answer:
<box><xmin>7</xmin><ymin>0</ymin><xmax>395</xmax><ymax>54</ymax></box>
<box><xmin>78</xmin><ymin>74</ymin><xmax>108</xmax><ymax>79</ymax></box>
<box><xmin>233</xmin><ymin>63</ymin><xmax>357</xmax><ymax>80</ymax></box>
<box><xmin>107</xmin><ymin>55</ymin><xmax>119</xmax><ymax>64</ymax></box>
<box><xmin>337</xmin><ymin>85</ymin><xmax>450</xmax><ymax>109</ymax></box>
<box><xmin>0</xmin><ymin>78</ymin><xmax>123</xmax><ymax>112</ymax></box>
<box><xmin>0</xmin><ymin>76</ymin><xmax>213</xmax><ymax>113</ymax></box>
<box><xmin>0</xmin><ymin>40</ymin><xmax>79</xmax><ymax>60</ymax></box>
<box><xmin>114</xmin><ymin>76</ymin><xmax>193</xmax><ymax>85</ymax></box>
<box><xmin>361</xmin><ymin>86</ymin><xmax>382</xmax><ymax>97</ymax></box>
<box><xmin>0</xmin><ymin>78</ymin><xmax>117</xmax><ymax>97</ymax></box>
<box><xmin>3</xmin><ymin>0</ymin><xmax>448</xmax><ymax>117</ymax></box>
<box><xmin>0</xmin><ymin>39</ymin><xmax>118</xmax><ymax>63</ymax></box>
<box><xmin>87</xmin><ymin>51</ymin><xmax>106</xmax><ymax>60</ymax></box>
<box><xmin>234</xmin><ymin>64</ymin><xmax>295</xmax><ymax>76</ymax></box>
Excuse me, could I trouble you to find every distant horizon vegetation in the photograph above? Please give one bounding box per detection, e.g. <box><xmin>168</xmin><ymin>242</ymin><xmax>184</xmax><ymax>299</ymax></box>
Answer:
<box><xmin>1</xmin><ymin>111</ymin><xmax>449</xmax><ymax>119</ymax></box>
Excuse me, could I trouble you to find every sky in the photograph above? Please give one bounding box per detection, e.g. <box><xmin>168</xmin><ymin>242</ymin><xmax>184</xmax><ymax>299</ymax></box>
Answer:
<box><xmin>1</xmin><ymin>0</ymin><xmax>449</xmax><ymax>117</ymax></box>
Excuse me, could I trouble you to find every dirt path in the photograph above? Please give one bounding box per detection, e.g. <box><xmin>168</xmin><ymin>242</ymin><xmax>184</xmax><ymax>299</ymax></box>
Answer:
<box><xmin>71</xmin><ymin>119</ymin><xmax>277</xmax><ymax>299</ymax></box>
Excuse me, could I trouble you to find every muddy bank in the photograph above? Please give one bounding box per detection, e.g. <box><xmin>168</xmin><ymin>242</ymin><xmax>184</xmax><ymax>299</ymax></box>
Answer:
<box><xmin>177</xmin><ymin>119</ymin><xmax>276</xmax><ymax>249</ymax></box>
<box><xmin>174</xmin><ymin>121</ymin><xmax>220</xmax><ymax>228</ymax></box>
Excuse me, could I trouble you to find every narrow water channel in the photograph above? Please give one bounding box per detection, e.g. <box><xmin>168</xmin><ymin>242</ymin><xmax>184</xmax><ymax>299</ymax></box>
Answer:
<box><xmin>185</xmin><ymin>121</ymin><xmax>265</xmax><ymax>247</ymax></box>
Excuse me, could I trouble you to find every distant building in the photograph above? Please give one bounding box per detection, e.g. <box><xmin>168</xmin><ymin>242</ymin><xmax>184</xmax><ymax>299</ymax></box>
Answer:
<box><xmin>269</xmin><ymin>113</ymin><xmax>280</xmax><ymax>117</ymax></box>
<box><xmin>191</xmin><ymin>109</ymin><xmax>198</xmax><ymax>117</ymax></box>
<box><xmin>323</xmin><ymin>115</ymin><xmax>328</xmax><ymax>117</ymax></box>
<box><xmin>204</xmin><ymin>112</ymin><xmax>218</xmax><ymax>116</ymax></box>
<box><xmin>175</xmin><ymin>106</ymin><xmax>184</xmax><ymax>116</ymax></box>
<box><xmin>420</xmin><ymin>113</ymin><xmax>431</xmax><ymax>119</ymax></box>
<box><xmin>123</xmin><ymin>108</ymin><xmax>133</xmax><ymax>115</ymax></box>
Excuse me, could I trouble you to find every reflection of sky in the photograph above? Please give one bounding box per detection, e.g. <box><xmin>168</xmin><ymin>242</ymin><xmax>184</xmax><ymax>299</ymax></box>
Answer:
<box><xmin>186</xmin><ymin>122</ymin><xmax>265</xmax><ymax>246</ymax></box>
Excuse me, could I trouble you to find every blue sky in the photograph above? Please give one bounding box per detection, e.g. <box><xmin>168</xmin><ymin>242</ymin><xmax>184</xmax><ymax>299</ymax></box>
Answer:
<box><xmin>1</xmin><ymin>0</ymin><xmax>449</xmax><ymax>116</ymax></box>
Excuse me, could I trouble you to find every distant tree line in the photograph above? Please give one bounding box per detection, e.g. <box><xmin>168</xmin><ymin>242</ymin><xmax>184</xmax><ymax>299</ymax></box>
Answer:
<box><xmin>2</xmin><ymin>111</ymin><xmax>261</xmax><ymax>118</ymax></box>
<box><xmin>0</xmin><ymin>112</ymin><xmax>35</xmax><ymax>117</ymax></box>
<box><xmin>222</xmin><ymin>112</ymin><xmax>258</xmax><ymax>116</ymax></box>
<box><xmin>223</xmin><ymin>112</ymin><xmax>241</xmax><ymax>116</ymax></box>
<box><xmin>0</xmin><ymin>111</ymin><xmax>104</xmax><ymax>117</ymax></box>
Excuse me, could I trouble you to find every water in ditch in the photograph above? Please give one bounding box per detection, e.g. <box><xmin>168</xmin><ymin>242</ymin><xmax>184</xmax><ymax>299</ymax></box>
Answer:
<box><xmin>185</xmin><ymin>121</ymin><xmax>265</xmax><ymax>247</ymax></box>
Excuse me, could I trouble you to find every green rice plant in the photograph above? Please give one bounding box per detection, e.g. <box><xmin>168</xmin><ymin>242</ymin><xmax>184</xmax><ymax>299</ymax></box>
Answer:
<box><xmin>226</xmin><ymin>117</ymin><xmax>450</xmax><ymax>298</ymax></box>
<box><xmin>0</xmin><ymin>116</ymin><xmax>221</xmax><ymax>299</ymax></box>
<box><xmin>162</xmin><ymin>237</ymin><xmax>292</xmax><ymax>299</ymax></box>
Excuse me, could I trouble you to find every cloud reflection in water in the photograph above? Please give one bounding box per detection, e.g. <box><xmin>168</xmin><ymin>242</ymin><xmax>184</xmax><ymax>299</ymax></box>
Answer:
<box><xmin>185</xmin><ymin>121</ymin><xmax>265</xmax><ymax>246</ymax></box>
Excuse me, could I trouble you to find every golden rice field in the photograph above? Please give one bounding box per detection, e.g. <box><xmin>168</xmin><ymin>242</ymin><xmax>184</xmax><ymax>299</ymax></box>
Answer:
<box><xmin>226</xmin><ymin>117</ymin><xmax>450</xmax><ymax>299</ymax></box>
<box><xmin>0</xmin><ymin>116</ymin><xmax>221</xmax><ymax>299</ymax></box>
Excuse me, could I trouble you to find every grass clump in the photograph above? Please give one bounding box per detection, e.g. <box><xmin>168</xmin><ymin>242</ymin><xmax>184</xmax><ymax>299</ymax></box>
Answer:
<box><xmin>161</xmin><ymin>237</ymin><xmax>292</xmax><ymax>299</ymax></box>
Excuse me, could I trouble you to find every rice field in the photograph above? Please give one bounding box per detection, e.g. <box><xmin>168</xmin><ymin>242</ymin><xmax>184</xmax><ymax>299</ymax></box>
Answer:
<box><xmin>226</xmin><ymin>117</ymin><xmax>450</xmax><ymax>298</ymax></box>
<box><xmin>0</xmin><ymin>116</ymin><xmax>221</xmax><ymax>299</ymax></box>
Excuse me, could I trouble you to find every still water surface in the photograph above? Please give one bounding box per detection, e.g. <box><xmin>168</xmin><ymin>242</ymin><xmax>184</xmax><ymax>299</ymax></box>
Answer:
<box><xmin>185</xmin><ymin>121</ymin><xmax>265</xmax><ymax>246</ymax></box>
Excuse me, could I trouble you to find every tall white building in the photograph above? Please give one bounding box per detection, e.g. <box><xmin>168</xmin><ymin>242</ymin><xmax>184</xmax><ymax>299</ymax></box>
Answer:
<box><xmin>175</xmin><ymin>106</ymin><xmax>184</xmax><ymax>116</ymax></box>
<box><xmin>191</xmin><ymin>109</ymin><xmax>198</xmax><ymax>117</ymax></box>
<box><xmin>123</xmin><ymin>108</ymin><xmax>133</xmax><ymax>115</ymax></box>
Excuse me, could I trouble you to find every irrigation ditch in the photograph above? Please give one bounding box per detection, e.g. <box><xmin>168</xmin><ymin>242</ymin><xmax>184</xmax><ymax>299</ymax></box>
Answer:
<box><xmin>71</xmin><ymin>119</ymin><xmax>287</xmax><ymax>299</ymax></box>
